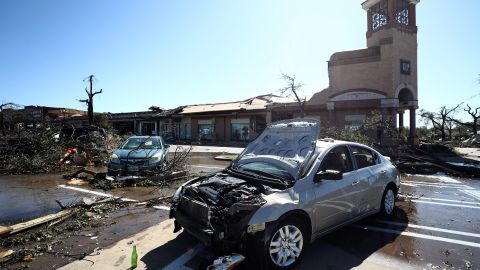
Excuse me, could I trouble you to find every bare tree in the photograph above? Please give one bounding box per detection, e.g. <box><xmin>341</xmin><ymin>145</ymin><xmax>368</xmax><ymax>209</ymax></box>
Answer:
<box><xmin>420</xmin><ymin>104</ymin><xmax>461</xmax><ymax>141</ymax></box>
<box><xmin>449</xmin><ymin>104</ymin><xmax>480</xmax><ymax>136</ymax></box>
<box><xmin>279</xmin><ymin>73</ymin><xmax>306</xmax><ymax>118</ymax></box>
<box><xmin>79</xmin><ymin>75</ymin><xmax>102</xmax><ymax>126</ymax></box>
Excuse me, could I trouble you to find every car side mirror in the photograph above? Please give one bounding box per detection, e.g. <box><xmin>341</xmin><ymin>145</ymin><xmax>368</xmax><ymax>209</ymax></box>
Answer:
<box><xmin>314</xmin><ymin>170</ymin><xmax>343</xmax><ymax>183</ymax></box>
<box><xmin>164</xmin><ymin>144</ymin><xmax>170</xmax><ymax>148</ymax></box>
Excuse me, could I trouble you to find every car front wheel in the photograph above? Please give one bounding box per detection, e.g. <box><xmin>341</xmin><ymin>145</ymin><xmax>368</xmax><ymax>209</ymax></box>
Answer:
<box><xmin>265</xmin><ymin>217</ymin><xmax>308</xmax><ymax>269</ymax></box>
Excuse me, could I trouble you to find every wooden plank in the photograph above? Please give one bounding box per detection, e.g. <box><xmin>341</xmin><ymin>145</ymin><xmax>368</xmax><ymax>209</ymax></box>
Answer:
<box><xmin>0</xmin><ymin>250</ymin><xmax>14</xmax><ymax>263</ymax></box>
<box><xmin>7</xmin><ymin>210</ymin><xmax>72</xmax><ymax>235</ymax></box>
<box><xmin>0</xmin><ymin>226</ymin><xmax>13</xmax><ymax>237</ymax></box>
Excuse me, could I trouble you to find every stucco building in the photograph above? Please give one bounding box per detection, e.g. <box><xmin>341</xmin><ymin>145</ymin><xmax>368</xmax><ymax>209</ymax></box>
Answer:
<box><xmin>271</xmin><ymin>0</ymin><xmax>420</xmax><ymax>144</ymax></box>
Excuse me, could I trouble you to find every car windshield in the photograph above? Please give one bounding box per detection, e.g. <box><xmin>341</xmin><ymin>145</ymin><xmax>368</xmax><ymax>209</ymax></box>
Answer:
<box><xmin>237</xmin><ymin>161</ymin><xmax>294</xmax><ymax>181</ymax></box>
<box><xmin>121</xmin><ymin>137</ymin><xmax>162</xmax><ymax>150</ymax></box>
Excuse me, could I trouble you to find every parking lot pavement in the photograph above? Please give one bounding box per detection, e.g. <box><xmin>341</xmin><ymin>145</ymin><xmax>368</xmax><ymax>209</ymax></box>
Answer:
<box><xmin>58</xmin><ymin>172</ymin><xmax>480</xmax><ymax>270</ymax></box>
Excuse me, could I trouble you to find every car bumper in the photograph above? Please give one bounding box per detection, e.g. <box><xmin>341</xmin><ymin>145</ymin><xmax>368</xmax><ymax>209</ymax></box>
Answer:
<box><xmin>172</xmin><ymin>208</ymin><xmax>215</xmax><ymax>246</ymax></box>
<box><xmin>108</xmin><ymin>162</ymin><xmax>162</xmax><ymax>172</ymax></box>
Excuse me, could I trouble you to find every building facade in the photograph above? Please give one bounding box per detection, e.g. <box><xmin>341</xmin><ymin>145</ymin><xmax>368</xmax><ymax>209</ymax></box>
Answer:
<box><xmin>271</xmin><ymin>0</ymin><xmax>420</xmax><ymax>144</ymax></box>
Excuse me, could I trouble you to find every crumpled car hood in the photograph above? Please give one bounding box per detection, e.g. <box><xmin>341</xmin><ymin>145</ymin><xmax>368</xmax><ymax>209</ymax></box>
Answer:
<box><xmin>233</xmin><ymin>118</ymin><xmax>320</xmax><ymax>180</ymax></box>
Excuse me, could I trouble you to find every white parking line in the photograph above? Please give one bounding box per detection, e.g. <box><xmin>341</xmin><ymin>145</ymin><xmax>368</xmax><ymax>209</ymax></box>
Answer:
<box><xmin>410</xmin><ymin>199</ymin><xmax>480</xmax><ymax>209</ymax></box>
<box><xmin>402</xmin><ymin>180</ymin><xmax>471</xmax><ymax>188</ymax></box>
<box><xmin>153</xmin><ymin>205</ymin><xmax>171</xmax><ymax>211</ymax></box>
<box><xmin>58</xmin><ymin>185</ymin><xmax>138</xmax><ymax>202</ymax></box>
<box><xmin>188</xmin><ymin>165</ymin><xmax>225</xmax><ymax>170</ymax></box>
<box><xmin>399</xmin><ymin>195</ymin><xmax>480</xmax><ymax>205</ymax></box>
<box><xmin>376</xmin><ymin>220</ymin><xmax>480</xmax><ymax>238</ymax></box>
<box><xmin>352</xmin><ymin>225</ymin><xmax>480</xmax><ymax>248</ymax></box>
<box><xmin>401</xmin><ymin>182</ymin><xmax>474</xmax><ymax>190</ymax></box>
<box><xmin>405</xmin><ymin>174</ymin><xmax>462</xmax><ymax>184</ymax></box>
<box><xmin>462</xmin><ymin>190</ymin><xmax>480</xmax><ymax>201</ymax></box>
<box><xmin>163</xmin><ymin>244</ymin><xmax>202</xmax><ymax>270</ymax></box>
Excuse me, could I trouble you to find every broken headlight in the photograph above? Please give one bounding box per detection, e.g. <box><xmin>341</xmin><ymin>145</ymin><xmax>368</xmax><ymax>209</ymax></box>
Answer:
<box><xmin>148</xmin><ymin>155</ymin><xmax>163</xmax><ymax>164</ymax></box>
<box><xmin>110</xmin><ymin>153</ymin><xmax>121</xmax><ymax>164</ymax></box>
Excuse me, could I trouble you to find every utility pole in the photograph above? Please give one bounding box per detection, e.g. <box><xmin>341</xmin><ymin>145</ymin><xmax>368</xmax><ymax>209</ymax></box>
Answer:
<box><xmin>79</xmin><ymin>75</ymin><xmax>102</xmax><ymax>126</ymax></box>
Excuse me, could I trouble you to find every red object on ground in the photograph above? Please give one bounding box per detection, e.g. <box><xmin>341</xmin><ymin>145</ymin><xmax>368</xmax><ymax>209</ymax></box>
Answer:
<box><xmin>58</xmin><ymin>148</ymin><xmax>77</xmax><ymax>164</ymax></box>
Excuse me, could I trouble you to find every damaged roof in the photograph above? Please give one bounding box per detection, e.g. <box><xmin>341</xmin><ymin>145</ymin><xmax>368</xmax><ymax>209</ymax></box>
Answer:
<box><xmin>180</xmin><ymin>94</ymin><xmax>296</xmax><ymax>115</ymax></box>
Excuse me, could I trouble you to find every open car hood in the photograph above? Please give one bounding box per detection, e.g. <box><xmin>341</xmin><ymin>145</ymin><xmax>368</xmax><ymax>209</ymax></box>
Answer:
<box><xmin>233</xmin><ymin>119</ymin><xmax>320</xmax><ymax>181</ymax></box>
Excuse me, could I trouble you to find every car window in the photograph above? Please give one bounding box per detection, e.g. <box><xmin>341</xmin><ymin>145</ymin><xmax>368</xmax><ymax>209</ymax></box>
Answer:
<box><xmin>320</xmin><ymin>146</ymin><xmax>353</xmax><ymax>173</ymax></box>
<box><xmin>351</xmin><ymin>146</ymin><xmax>376</xmax><ymax>169</ymax></box>
<box><xmin>122</xmin><ymin>137</ymin><xmax>162</xmax><ymax>149</ymax></box>
<box><xmin>238</xmin><ymin>162</ymin><xmax>293</xmax><ymax>181</ymax></box>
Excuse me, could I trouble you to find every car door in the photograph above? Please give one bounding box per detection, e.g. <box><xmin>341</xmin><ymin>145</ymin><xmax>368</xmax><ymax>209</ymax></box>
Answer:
<box><xmin>313</xmin><ymin>146</ymin><xmax>358</xmax><ymax>233</ymax></box>
<box><xmin>349</xmin><ymin>145</ymin><xmax>380</xmax><ymax>214</ymax></box>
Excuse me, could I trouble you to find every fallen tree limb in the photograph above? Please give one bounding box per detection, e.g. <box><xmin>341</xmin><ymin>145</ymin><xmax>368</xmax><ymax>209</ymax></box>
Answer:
<box><xmin>1</xmin><ymin>210</ymin><xmax>73</xmax><ymax>237</ymax></box>
<box><xmin>402</xmin><ymin>154</ymin><xmax>465</xmax><ymax>176</ymax></box>
<box><xmin>0</xmin><ymin>226</ymin><xmax>13</xmax><ymax>236</ymax></box>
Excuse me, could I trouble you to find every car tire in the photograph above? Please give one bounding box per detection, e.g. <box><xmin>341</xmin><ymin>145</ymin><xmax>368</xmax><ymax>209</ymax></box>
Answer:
<box><xmin>380</xmin><ymin>186</ymin><xmax>396</xmax><ymax>217</ymax></box>
<box><xmin>263</xmin><ymin>217</ymin><xmax>309</xmax><ymax>270</ymax></box>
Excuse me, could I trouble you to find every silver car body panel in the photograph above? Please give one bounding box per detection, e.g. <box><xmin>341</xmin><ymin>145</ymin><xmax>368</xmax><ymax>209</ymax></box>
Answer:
<box><xmin>247</xmin><ymin>140</ymin><xmax>400</xmax><ymax>242</ymax></box>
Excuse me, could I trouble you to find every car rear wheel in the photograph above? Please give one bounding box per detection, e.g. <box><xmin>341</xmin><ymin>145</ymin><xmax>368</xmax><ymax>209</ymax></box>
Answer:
<box><xmin>265</xmin><ymin>217</ymin><xmax>308</xmax><ymax>269</ymax></box>
<box><xmin>380</xmin><ymin>186</ymin><xmax>396</xmax><ymax>217</ymax></box>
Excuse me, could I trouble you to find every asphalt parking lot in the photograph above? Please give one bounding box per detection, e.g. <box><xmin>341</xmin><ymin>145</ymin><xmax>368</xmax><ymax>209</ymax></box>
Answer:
<box><xmin>53</xmin><ymin>161</ymin><xmax>480</xmax><ymax>270</ymax></box>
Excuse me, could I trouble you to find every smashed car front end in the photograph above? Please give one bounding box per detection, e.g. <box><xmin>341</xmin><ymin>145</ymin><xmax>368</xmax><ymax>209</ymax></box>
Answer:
<box><xmin>170</xmin><ymin>171</ymin><xmax>268</xmax><ymax>249</ymax></box>
<box><xmin>171</xmin><ymin>118</ymin><xmax>320</xmax><ymax>250</ymax></box>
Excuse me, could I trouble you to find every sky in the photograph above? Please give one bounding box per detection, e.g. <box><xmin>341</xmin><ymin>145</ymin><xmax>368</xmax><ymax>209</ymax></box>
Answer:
<box><xmin>1</xmin><ymin>0</ymin><xmax>479</xmax><ymax>124</ymax></box>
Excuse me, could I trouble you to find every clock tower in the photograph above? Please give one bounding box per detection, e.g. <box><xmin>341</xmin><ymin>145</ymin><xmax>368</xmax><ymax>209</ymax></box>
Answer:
<box><xmin>286</xmin><ymin>0</ymin><xmax>421</xmax><ymax>145</ymax></box>
<box><xmin>363</xmin><ymin>0</ymin><xmax>420</xmax><ymax>144</ymax></box>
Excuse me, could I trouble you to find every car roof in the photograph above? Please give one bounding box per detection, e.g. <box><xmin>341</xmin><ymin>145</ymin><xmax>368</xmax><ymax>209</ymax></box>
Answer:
<box><xmin>129</xmin><ymin>136</ymin><xmax>163</xmax><ymax>139</ymax></box>
<box><xmin>316</xmin><ymin>138</ymin><xmax>377</xmax><ymax>152</ymax></box>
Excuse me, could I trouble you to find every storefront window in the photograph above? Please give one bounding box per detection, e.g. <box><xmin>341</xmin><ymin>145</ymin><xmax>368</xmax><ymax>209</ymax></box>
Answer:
<box><xmin>179</xmin><ymin>123</ymin><xmax>192</xmax><ymax>140</ymax></box>
<box><xmin>231</xmin><ymin>123</ymin><xmax>249</xmax><ymax>141</ymax></box>
<box><xmin>198</xmin><ymin>124</ymin><xmax>214</xmax><ymax>141</ymax></box>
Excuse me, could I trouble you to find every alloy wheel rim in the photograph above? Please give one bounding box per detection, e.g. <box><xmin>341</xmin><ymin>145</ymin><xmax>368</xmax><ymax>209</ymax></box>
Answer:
<box><xmin>384</xmin><ymin>189</ymin><xmax>395</xmax><ymax>215</ymax></box>
<box><xmin>269</xmin><ymin>225</ymin><xmax>304</xmax><ymax>267</ymax></box>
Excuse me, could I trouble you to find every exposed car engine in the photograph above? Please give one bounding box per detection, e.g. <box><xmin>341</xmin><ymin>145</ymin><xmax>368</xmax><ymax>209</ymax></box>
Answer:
<box><xmin>172</xmin><ymin>172</ymin><xmax>268</xmax><ymax>247</ymax></box>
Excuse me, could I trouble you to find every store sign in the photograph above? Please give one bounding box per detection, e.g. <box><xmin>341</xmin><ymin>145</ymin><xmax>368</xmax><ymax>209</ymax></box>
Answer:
<box><xmin>400</xmin><ymin>59</ymin><xmax>411</xmax><ymax>75</ymax></box>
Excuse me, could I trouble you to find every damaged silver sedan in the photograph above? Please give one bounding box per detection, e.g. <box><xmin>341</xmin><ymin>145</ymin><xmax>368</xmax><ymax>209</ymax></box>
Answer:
<box><xmin>170</xmin><ymin>119</ymin><xmax>400</xmax><ymax>269</ymax></box>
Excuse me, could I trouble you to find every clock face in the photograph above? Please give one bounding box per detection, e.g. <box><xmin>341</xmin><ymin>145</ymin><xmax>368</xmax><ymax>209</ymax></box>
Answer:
<box><xmin>372</xmin><ymin>13</ymin><xmax>388</xmax><ymax>31</ymax></box>
<box><xmin>396</xmin><ymin>0</ymin><xmax>410</xmax><ymax>26</ymax></box>
<box><xmin>401</xmin><ymin>59</ymin><xmax>411</xmax><ymax>75</ymax></box>
<box><xmin>371</xmin><ymin>0</ymin><xmax>388</xmax><ymax>31</ymax></box>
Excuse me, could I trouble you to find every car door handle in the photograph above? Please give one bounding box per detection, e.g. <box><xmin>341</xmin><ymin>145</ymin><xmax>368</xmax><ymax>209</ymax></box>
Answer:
<box><xmin>352</xmin><ymin>180</ymin><xmax>360</xmax><ymax>186</ymax></box>
<box><xmin>380</xmin><ymin>170</ymin><xmax>386</xmax><ymax>175</ymax></box>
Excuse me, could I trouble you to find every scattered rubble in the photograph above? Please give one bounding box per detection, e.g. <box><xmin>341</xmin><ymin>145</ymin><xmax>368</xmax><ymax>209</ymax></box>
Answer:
<box><xmin>0</xmin><ymin>196</ymin><xmax>131</xmax><ymax>267</ymax></box>
<box><xmin>394</xmin><ymin>143</ymin><xmax>480</xmax><ymax>177</ymax></box>
<box><xmin>0</xmin><ymin>126</ymin><xmax>123</xmax><ymax>175</ymax></box>
<box><xmin>62</xmin><ymin>145</ymin><xmax>192</xmax><ymax>190</ymax></box>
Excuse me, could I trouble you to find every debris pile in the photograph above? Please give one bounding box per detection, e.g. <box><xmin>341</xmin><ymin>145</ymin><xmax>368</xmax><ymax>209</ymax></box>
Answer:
<box><xmin>0</xmin><ymin>194</ymin><xmax>173</xmax><ymax>268</ymax></box>
<box><xmin>62</xmin><ymin>145</ymin><xmax>192</xmax><ymax>190</ymax></box>
<box><xmin>0</xmin><ymin>127</ymin><xmax>123</xmax><ymax>175</ymax></box>
<box><xmin>0</xmin><ymin>196</ymin><xmax>133</xmax><ymax>267</ymax></box>
<box><xmin>395</xmin><ymin>143</ymin><xmax>480</xmax><ymax>177</ymax></box>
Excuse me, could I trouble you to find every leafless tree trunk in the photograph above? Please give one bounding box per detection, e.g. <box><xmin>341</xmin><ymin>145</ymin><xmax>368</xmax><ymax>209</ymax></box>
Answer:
<box><xmin>420</xmin><ymin>104</ymin><xmax>461</xmax><ymax>141</ymax></box>
<box><xmin>449</xmin><ymin>104</ymin><xmax>480</xmax><ymax>136</ymax></box>
<box><xmin>79</xmin><ymin>75</ymin><xmax>102</xmax><ymax>126</ymax></box>
<box><xmin>279</xmin><ymin>73</ymin><xmax>306</xmax><ymax>118</ymax></box>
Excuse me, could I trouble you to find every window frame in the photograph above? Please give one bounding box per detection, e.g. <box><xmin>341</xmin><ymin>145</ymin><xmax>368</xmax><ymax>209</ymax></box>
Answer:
<box><xmin>318</xmin><ymin>145</ymin><xmax>354</xmax><ymax>174</ymax></box>
<box><xmin>349</xmin><ymin>145</ymin><xmax>378</xmax><ymax>170</ymax></box>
